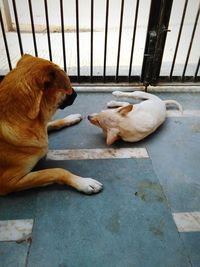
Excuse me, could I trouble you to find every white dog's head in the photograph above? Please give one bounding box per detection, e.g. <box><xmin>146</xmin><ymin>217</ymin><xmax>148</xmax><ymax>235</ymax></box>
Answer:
<box><xmin>88</xmin><ymin>104</ymin><xmax>133</xmax><ymax>145</ymax></box>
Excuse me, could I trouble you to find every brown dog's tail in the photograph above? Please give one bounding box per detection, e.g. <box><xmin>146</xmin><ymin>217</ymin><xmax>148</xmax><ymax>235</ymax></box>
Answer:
<box><xmin>164</xmin><ymin>100</ymin><xmax>183</xmax><ymax>113</ymax></box>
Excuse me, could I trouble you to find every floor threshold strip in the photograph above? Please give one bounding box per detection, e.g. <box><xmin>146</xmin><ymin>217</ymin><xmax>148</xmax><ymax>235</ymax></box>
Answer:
<box><xmin>47</xmin><ymin>148</ymin><xmax>149</xmax><ymax>160</ymax></box>
<box><xmin>172</xmin><ymin>212</ymin><xmax>200</xmax><ymax>232</ymax></box>
<box><xmin>0</xmin><ymin>219</ymin><xmax>34</xmax><ymax>242</ymax></box>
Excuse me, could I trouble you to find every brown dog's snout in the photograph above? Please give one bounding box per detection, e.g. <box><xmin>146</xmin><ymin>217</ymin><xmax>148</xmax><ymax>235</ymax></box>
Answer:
<box><xmin>59</xmin><ymin>88</ymin><xmax>77</xmax><ymax>109</ymax></box>
<box><xmin>67</xmin><ymin>88</ymin><xmax>77</xmax><ymax>105</ymax></box>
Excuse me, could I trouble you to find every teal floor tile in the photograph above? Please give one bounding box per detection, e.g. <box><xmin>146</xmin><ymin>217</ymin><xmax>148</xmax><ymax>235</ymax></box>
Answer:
<box><xmin>180</xmin><ymin>233</ymin><xmax>200</xmax><ymax>267</ymax></box>
<box><xmin>0</xmin><ymin>242</ymin><xmax>30</xmax><ymax>267</ymax></box>
<box><xmin>146</xmin><ymin>117</ymin><xmax>200</xmax><ymax>212</ymax></box>
<box><xmin>28</xmin><ymin>159</ymin><xmax>190</xmax><ymax>267</ymax></box>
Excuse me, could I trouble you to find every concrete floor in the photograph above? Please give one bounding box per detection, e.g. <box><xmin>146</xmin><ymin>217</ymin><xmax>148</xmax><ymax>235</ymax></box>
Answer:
<box><xmin>0</xmin><ymin>90</ymin><xmax>200</xmax><ymax>267</ymax></box>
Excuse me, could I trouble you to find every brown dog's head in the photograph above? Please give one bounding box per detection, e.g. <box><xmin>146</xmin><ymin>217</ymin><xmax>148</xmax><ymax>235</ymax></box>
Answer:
<box><xmin>9</xmin><ymin>54</ymin><xmax>77</xmax><ymax>120</ymax></box>
<box><xmin>88</xmin><ymin>105</ymin><xmax>133</xmax><ymax>145</ymax></box>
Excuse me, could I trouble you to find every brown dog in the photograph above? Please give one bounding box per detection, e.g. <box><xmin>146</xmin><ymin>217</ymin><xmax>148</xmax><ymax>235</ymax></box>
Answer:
<box><xmin>0</xmin><ymin>54</ymin><xmax>103</xmax><ymax>196</ymax></box>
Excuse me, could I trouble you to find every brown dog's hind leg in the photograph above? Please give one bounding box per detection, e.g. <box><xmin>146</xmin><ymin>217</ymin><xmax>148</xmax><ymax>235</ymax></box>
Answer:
<box><xmin>47</xmin><ymin>114</ymin><xmax>82</xmax><ymax>131</ymax></box>
<box><xmin>3</xmin><ymin>168</ymin><xmax>103</xmax><ymax>195</ymax></box>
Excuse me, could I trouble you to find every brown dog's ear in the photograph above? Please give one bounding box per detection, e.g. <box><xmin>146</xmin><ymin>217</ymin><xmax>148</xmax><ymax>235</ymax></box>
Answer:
<box><xmin>43</xmin><ymin>65</ymin><xmax>70</xmax><ymax>91</ymax></box>
<box><xmin>43</xmin><ymin>68</ymin><xmax>56</xmax><ymax>90</ymax></box>
<box><xmin>106</xmin><ymin>128</ymin><xmax>120</xmax><ymax>145</ymax></box>
<box><xmin>17</xmin><ymin>54</ymin><xmax>33</xmax><ymax>67</ymax></box>
<box><xmin>27</xmin><ymin>90</ymin><xmax>43</xmax><ymax>120</ymax></box>
<box><xmin>118</xmin><ymin>104</ymin><xmax>133</xmax><ymax>116</ymax></box>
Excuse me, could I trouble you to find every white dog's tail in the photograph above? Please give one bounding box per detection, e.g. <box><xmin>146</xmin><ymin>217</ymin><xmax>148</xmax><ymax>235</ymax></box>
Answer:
<box><xmin>164</xmin><ymin>100</ymin><xmax>183</xmax><ymax>113</ymax></box>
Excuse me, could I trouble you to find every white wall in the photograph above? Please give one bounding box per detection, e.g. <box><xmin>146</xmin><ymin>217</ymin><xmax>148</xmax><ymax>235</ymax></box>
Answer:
<box><xmin>5</xmin><ymin>0</ymin><xmax>199</xmax><ymax>31</ymax></box>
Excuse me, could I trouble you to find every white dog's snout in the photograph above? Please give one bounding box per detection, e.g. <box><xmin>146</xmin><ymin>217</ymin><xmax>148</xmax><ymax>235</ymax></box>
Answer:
<box><xmin>88</xmin><ymin>113</ymin><xmax>97</xmax><ymax>120</ymax></box>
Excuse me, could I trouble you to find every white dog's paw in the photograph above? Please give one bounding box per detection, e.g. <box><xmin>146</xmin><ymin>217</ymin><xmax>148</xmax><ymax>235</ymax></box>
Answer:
<box><xmin>107</xmin><ymin>100</ymin><xmax>121</xmax><ymax>108</ymax></box>
<box><xmin>107</xmin><ymin>100</ymin><xmax>130</xmax><ymax>108</ymax></box>
<box><xmin>112</xmin><ymin>91</ymin><xmax>124</xmax><ymax>97</ymax></box>
<box><xmin>75</xmin><ymin>177</ymin><xmax>103</xmax><ymax>194</ymax></box>
<box><xmin>63</xmin><ymin>114</ymin><xmax>82</xmax><ymax>126</ymax></box>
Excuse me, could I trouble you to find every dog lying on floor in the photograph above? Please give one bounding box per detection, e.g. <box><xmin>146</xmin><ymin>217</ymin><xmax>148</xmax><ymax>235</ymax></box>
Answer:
<box><xmin>0</xmin><ymin>54</ymin><xmax>102</xmax><ymax>196</ymax></box>
<box><xmin>88</xmin><ymin>91</ymin><xmax>183</xmax><ymax>145</ymax></box>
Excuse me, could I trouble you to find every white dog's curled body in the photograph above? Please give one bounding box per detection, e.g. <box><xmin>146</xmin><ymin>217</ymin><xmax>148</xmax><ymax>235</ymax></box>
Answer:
<box><xmin>88</xmin><ymin>91</ymin><xmax>183</xmax><ymax>144</ymax></box>
<box><xmin>109</xmin><ymin>91</ymin><xmax>167</xmax><ymax>142</ymax></box>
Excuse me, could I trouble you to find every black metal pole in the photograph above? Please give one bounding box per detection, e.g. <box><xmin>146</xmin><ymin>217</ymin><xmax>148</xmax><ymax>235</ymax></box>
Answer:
<box><xmin>44</xmin><ymin>0</ymin><xmax>52</xmax><ymax>61</ymax></box>
<box><xmin>194</xmin><ymin>56</ymin><xmax>200</xmax><ymax>82</ymax></box>
<box><xmin>75</xmin><ymin>0</ymin><xmax>80</xmax><ymax>82</ymax></box>
<box><xmin>141</xmin><ymin>0</ymin><xmax>173</xmax><ymax>87</ymax></box>
<box><xmin>28</xmin><ymin>0</ymin><xmax>38</xmax><ymax>57</ymax></box>
<box><xmin>103</xmin><ymin>0</ymin><xmax>109</xmax><ymax>82</ymax></box>
<box><xmin>115</xmin><ymin>0</ymin><xmax>124</xmax><ymax>82</ymax></box>
<box><xmin>169</xmin><ymin>0</ymin><xmax>188</xmax><ymax>81</ymax></box>
<box><xmin>90</xmin><ymin>0</ymin><xmax>94</xmax><ymax>82</ymax></box>
<box><xmin>12</xmin><ymin>0</ymin><xmax>23</xmax><ymax>55</ymax></box>
<box><xmin>60</xmin><ymin>0</ymin><xmax>67</xmax><ymax>72</ymax></box>
<box><xmin>182</xmin><ymin>3</ymin><xmax>200</xmax><ymax>82</ymax></box>
<box><xmin>128</xmin><ymin>0</ymin><xmax>140</xmax><ymax>81</ymax></box>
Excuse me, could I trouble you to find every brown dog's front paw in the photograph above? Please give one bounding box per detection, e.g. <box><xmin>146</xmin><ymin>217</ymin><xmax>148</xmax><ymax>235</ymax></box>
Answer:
<box><xmin>63</xmin><ymin>114</ymin><xmax>82</xmax><ymax>126</ymax></box>
<box><xmin>75</xmin><ymin>177</ymin><xmax>103</xmax><ymax>194</ymax></box>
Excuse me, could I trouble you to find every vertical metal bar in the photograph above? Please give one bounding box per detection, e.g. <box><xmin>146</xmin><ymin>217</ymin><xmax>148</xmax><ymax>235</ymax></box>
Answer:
<box><xmin>44</xmin><ymin>0</ymin><xmax>52</xmax><ymax>61</ymax></box>
<box><xmin>0</xmin><ymin>8</ymin><xmax>12</xmax><ymax>70</ymax></box>
<box><xmin>103</xmin><ymin>0</ymin><xmax>109</xmax><ymax>82</ymax></box>
<box><xmin>116</xmin><ymin>0</ymin><xmax>124</xmax><ymax>82</ymax></box>
<box><xmin>60</xmin><ymin>0</ymin><xmax>67</xmax><ymax>72</ymax></box>
<box><xmin>28</xmin><ymin>0</ymin><xmax>38</xmax><ymax>57</ymax></box>
<box><xmin>141</xmin><ymin>0</ymin><xmax>173</xmax><ymax>86</ymax></box>
<box><xmin>141</xmin><ymin>0</ymin><xmax>153</xmax><ymax>84</ymax></box>
<box><xmin>182</xmin><ymin>4</ymin><xmax>200</xmax><ymax>81</ymax></box>
<box><xmin>90</xmin><ymin>0</ymin><xmax>94</xmax><ymax>81</ymax></box>
<box><xmin>169</xmin><ymin>0</ymin><xmax>188</xmax><ymax>80</ymax></box>
<box><xmin>151</xmin><ymin>0</ymin><xmax>173</xmax><ymax>83</ymax></box>
<box><xmin>194</xmin><ymin>56</ymin><xmax>200</xmax><ymax>81</ymax></box>
<box><xmin>128</xmin><ymin>0</ymin><xmax>140</xmax><ymax>81</ymax></box>
<box><xmin>12</xmin><ymin>0</ymin><xmax>23</xmax><ymax>55</ymax></box>
<box><xmin>75</xmin><ymin>0</ymin><xmax>80</xmax><ymax>82</ymax></box>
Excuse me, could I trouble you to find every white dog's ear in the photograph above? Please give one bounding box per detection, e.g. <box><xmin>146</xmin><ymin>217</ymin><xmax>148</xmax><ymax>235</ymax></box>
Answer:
<box><xmin>106</xmin><ymin>128</ymin><xmax>120</xmax><ymax>145</ymax></box>
<box><xmin>118</xmin><ymin>104</ymin><xmax>133</xmax><ymax>116</ymax></box>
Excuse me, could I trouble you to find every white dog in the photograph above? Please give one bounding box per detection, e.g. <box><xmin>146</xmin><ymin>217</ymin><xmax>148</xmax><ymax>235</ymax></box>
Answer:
<box><xmin>88</xmin><ymin>91</ymin><xmax>183</xmax><ymax>145</ymax></box>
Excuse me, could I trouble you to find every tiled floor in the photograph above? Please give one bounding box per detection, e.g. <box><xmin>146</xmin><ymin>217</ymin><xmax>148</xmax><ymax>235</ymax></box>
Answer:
<box><xmin>0</xmin><ymin>91</ymin><xmax>200</xmax><ymax>267</ymax></box>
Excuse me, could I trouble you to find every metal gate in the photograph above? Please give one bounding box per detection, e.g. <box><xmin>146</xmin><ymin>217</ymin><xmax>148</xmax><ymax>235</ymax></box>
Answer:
<box><xmin>0</xmin><ymin>0</ymin><xmax>199</xmax><ymax>87</ymax></box>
